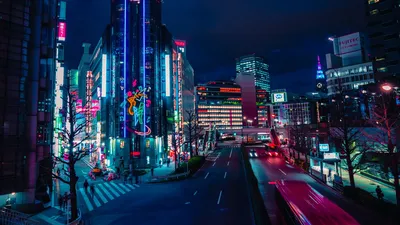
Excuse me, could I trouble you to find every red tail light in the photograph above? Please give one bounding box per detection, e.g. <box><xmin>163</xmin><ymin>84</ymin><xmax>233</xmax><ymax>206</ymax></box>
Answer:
<box><xmin>275</xmin><ymin>152</ymin><xmax>278</xmax><ymax>156</ymax></box>
<box><xmin>268</xmin><ymin>152</ymin><xmax>272</xmax><ymax>156</ymax></box>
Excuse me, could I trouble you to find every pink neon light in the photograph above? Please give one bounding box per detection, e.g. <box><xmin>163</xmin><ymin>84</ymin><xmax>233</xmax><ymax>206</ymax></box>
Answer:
<box><xmin>132</xmin><ymin>79</ymin><xmax>137</xmax><ymax>87</ymax></box>
<box><xmin>175</xmin><ymin>40</ymin><xmax>186</xmax><ymax>47</ymax></box>
<box><xmin>58</xmin><ymin>22</ymin><xmax>66</xmax><ymax>41</ymax></box>
<box><xmin>134</xmin><ymin>125</ymin><xmax>151</xmax><ymax>136</ymax></box>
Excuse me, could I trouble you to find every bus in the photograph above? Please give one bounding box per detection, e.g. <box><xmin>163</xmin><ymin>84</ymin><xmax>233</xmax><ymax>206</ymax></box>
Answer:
<box><xmin>275</xmin><ymin>180</ymin><xmax>360</xmax><ymax>225</ymax></box>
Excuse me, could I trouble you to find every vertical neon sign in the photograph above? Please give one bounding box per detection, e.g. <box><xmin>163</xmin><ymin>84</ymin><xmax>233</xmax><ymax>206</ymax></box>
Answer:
<box><xmin>142</xmin><ymin>0</ymin><xmax>146</xmax><ymax>138</ymax></box>
<box><xmin>123</xmin><ymin>0</ymin><xmax>127</xmax><ymax>138</ymax></box>
<box><xmin>102</xmin><ymin>54</ymin><xmax>107</xmax><ymax>97</ymax></box>
<box><xmin>165</xmin><ymin>55</ymin><xmax>171</xmax><ymax>97</ymax></box>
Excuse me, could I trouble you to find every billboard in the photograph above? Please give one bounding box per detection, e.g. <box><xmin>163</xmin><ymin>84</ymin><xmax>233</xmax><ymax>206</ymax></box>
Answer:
<box><xmin>334</xmin><ymin>33</ymin><xmax>361</xmax><ymax>55</ymax></box>
<box><xmin>271</xmin><ymin>92</ymin><xmax>287</xmax><ymax>103</ymax></box>
<box><xmin>319</xmin><ymin>144</ymin><xmax>329</xmax><ymax>152</ymax></box>
<box><xmin>58</xmin><ymin>22</ymin><xmax>66</xmax><ymax>41</ymax></box>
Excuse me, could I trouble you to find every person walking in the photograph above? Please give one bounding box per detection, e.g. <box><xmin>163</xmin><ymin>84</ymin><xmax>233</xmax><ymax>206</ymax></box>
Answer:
<box><xmin>123</xmin><ymin>174</ymin><xmax>127</xmax><ymax>184</ymax></box>
<box><xmin>63</xmin><ymin>192</ymin><xmax>68</xmax><ymax>211</ymax></box>
<box><xmin>90</xmin><ymin>184</ymin><xmax>95</xmax><ymax>198</ymax></box>
<box><xmin>84</xmin><ymin>179</ymin><xmax>89</xmax><ymax>193</ymax></box>
<box><xmin>56</xmin><ymin>168</ymin><xmax>60</xmax><ymax>177</ymax></box>
<box><xmin>159</xmin><ymin>159</ymin><xmax>162</xmax><ymax>168</ymax></box>
<box><xmin>376</xmin><ymin>185</ymin><xmax>384</xmax><ymax>200</ymax></box>
<box><xmin>151</xmin><ymin>167</ymin><xmax>154</xmax><ymax>176</ymax></box>
<box><xmin>58</xmin><ymin>195</ymin><xmax>63</xmax><ymax>212</ymax></box>
<box><xmin>167</xmin><ymin>158</ymin><xmax>170</xmax><ymax>167</ymax></box>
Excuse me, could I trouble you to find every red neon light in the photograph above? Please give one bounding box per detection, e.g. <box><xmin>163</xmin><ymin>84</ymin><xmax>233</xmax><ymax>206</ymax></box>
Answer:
<box><xmin>58</xmin><ymin>22</ymin><xmax>66</xmax><ymax>41</ymax></box>
<box><xmin>220</xmin><ymin>88</ymin><xmax>241</xmax><ymax>93</ymax></box>
<box><xmin>268</xmin><ymin>181</ymin><xmax>276</xmax><ymax>185</ymax></box>
<box><xmin>175</xmin><ymin>40</ymin><xmax>186</xmax><ymax>47</ymax></box>
<box><xmin>198</xmin><ymin>109</ymin><xmax>208</xmax><ymax>113</ymax></box>
<box><xmin>131</xmin><ymin>152</ymin><xmax>141</xmax><ymax>156</ymax></box>
<box><xmin>134</xmin><ymin>125</ymin><xmax>152</xmax><ymax>136</ymax></box>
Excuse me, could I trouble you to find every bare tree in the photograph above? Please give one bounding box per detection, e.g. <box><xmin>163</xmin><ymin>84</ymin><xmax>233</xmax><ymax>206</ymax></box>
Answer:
<box><xmin>365</xmin><ymin>90</ymin><xmax>400</xmax><ymax>205</ymax></box>
<box><xmin>50</xmin><ymin>76</ymin><xmax>95</xmax><ymax>221</ymax></box>
<box><xmin>185</xmin><ymin>110</ymin><xmax>203</xmax><ymax>158</ymax></box>
<box><xmin>329</xmin><ymin>88</ymin><xmax>372</xmax><ymax>189</ymax></box>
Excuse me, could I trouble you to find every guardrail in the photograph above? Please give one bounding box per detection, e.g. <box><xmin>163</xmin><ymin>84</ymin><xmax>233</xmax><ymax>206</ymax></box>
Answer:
<box><xmin>0</xmin><ymin>207</ymin><xmax>40</xmax><ymax>225</ymax></box>
<box><xmin>148</xmin><ymin>171</ymin><xmax>190</xmax><ymax>182</ymax></box>
<box><xmin>67</xmin><ymin>209</ymin><xmax>81</xmax><ymax>225</ymax></box>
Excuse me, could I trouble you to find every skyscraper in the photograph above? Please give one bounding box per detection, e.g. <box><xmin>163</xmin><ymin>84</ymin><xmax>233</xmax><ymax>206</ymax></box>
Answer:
<box><xmin>315</xmin><ymin>56</ymin><xmax>327</xmax><ymax>93</ymax></box>
<box><xmin>365</xmin><ymin>0</ymin><xmax>400</xmax><ymax>78</ymax></box>
<box><xmin>0</xmin><ymin>0</ymin><xmax>58</xmax><ymax>204</ymax></box>
<box><xmin>236</xmin><ymin>54</ymin><xmax>270</xmax><ymax>92</ymax></box>
<box><xmin>111</xmin><ymin>0</ymin><xmax>163</xmax><ymax>167</ymax></box>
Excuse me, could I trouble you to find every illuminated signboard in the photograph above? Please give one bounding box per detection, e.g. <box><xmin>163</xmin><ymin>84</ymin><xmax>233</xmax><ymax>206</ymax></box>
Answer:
<box><xmin>58</xmin><ymin>22</ymin><xmax>66</xmax><ymax>41</ymax></box>
<box><xmin>323</xmin><ymin>152</ymin><xmax>339</xmax><ymax>160</ymax></box>
<box><xmin>175</xmin><ymin>40</ymin><xmax>186</xmax><ymax>47</ymax></box>
<box><xmin>220</xmin><ymin>88</ymin><xmax>241</xmax><ymax>93</ymax></box>
<box><xmin>272</xmin><ymin>92</ymin><xmax>287</xmax><ymax>103</ymax></box>
<box><xmin>165</xmin><ymin>55</ymin><xmax>171</xmax><ymax>96</ymax></box>
<box><xmin>319</xmin><ymin>144</ymin><xmax>329</xmax><ymax>152</ymax></box>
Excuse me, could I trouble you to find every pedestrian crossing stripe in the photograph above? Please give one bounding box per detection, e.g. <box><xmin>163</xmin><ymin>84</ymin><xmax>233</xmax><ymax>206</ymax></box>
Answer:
<box><xmin>78</xmin><ymin>182</ymin><xmax>139</xmax><ymax>212</ymax></box>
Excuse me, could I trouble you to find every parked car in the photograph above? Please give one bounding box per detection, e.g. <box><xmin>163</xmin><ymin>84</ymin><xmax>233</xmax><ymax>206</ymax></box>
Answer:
<box><xmin>267</xmin><ymin>150</ymin><xmax>280</xmax><ymax>157</ymax></box>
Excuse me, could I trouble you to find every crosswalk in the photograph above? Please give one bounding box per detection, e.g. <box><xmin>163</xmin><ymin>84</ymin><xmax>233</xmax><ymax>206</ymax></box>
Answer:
<box><xmin>81</xmin><ymin>157</ymin><xmax>95</xmax><ymax>169</ymax></box>
<box><xmin>206</xmin><ymin>152</ymin><xmax>220</xmax><ymax>162</ymax></box>
<box><xmin>78</xmin><ymin>182</ymin><xmax>140</xmax><ymax>212</ymax></box>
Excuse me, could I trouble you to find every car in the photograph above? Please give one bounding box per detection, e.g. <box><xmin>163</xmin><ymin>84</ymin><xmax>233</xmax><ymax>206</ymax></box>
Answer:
<box><xmin>267</xmin><ymin>150</ymin><xmax>279</xmax><ymax>157</ymax></box>
<box><xmin>248</xmin><ymin>149</ymin><xmax>258</xmax><ymax>158</ymax></box>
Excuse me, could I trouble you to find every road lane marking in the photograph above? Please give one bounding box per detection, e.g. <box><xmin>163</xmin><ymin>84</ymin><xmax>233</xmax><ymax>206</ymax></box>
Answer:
<box><xmin>217</xmin><ymin>190</ymin><xmax>223</xmax><ymax>205</ymax></box>
<box><xmin>104</xmin><ymin>183</ymin><xmax>120</xmax><ymax>197</ymax></box>
<box><xmin>213</xmin><ymin>162</ymin><xmax>216</xmax><ymax>166</ymax></box>
<box><xmin>286</xmin><ymin>164</ymin><xmax>294</xmax><ymax>169</ymax></box>
<box><xmin>79</xmin><ymin>188</ymin><xmax>94</xmax><ymax>211</ymax></box>
<box><xmin>119</xmin><ymin>183</ymin><xmax>131</xmax><ymax>192</ymax></box>
<box><xmin>97</xmin><ymin>183</ymin><xmax>114</xmax><ymax>200</ymax></box>
<box><xmin>224</xmin><ymin>172</ymin><xmax>227</xmax><ymax>179</ymax></box>
<box><xmin>193</xmin><ymin>191</ymin><xmax>198</xmax><ymax>196</ymax></box>
<box><xmin>279</xmin><ymin>169</ymin><xmax>287</xmax><ymax>175</ymax></box>
<box><xmin>110</xmin><ymin>182</ymin><xmax>126</xmax><ymax>194</ymax></box>
<box><xmin>133</xmin><ymin>184</ymin><xmax>140</xmax><ymax>188</ymax></box>
<box><xmin>229</xmin><ymin>149</ymin><xmax>233</xmax><ymax>158</ymax></box>
<box><xmin>96</xmin><ymin>187</ymin><xmax>108</xmax><ymax>204</ymax></box>
<box><xmin>92</xmin><ymin>193</ymin><xmax>101</xmax><ymax>207</ymax></box>
<box><xmin>126</xmin><ymin>184</ymin><xmax>136</xmax><ymax>190</ymax></box>
<box><xmin>204</xmin><ymin>172</ymin><xmax>209</xmax><ymax>179</ymax></box>
<box><xmin>227</xmin><ymin>161</ymin><xmax>230</xmax><ymax>166</ymax></box>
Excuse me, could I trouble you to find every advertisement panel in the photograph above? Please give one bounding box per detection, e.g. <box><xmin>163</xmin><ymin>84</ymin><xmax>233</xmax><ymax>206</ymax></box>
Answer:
<box><xmin>319</xmin><ymin>144</ymin><xmax>329</xmax><ymax>152</ymax></box>
<box><xmin>335</xmin><ymin>33</ymin><xmax>361</xmax><ymax>55</ymax></box>
<box><xmin>323</xmin><ymin>152</ymin><xmax>339</xmax><ymax>160</ymax></box>
<box><xmin>58</xmin><ymin>22</ymin><xmax>66</xmax><ymax>41</ymax></box>
<box><xmin>272</xmin><ymin>92</ymin><xmax>287</xmax><ymax>103</ymax></box>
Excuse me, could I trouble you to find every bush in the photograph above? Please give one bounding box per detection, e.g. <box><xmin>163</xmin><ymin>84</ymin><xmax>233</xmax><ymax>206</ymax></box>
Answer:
<box><xmin>175</xmin><ymin>156</ymin><xmax>205</xmax><ymax>175</ymax></box>
<box><xmin>343</xmin><ymin>186</ymin><xmax>399</xmax><ymax>221</ymax></box>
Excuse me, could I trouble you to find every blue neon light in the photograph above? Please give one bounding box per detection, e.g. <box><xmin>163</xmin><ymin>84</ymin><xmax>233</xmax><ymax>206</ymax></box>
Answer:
<box><xmin>123</xmin><ymin>0</ymin><xmax>127</xmax><ymax>138</ymax></box>
<box><xmin>142</xmin><ymin>0</ymin><xmax>146</xmax><ymax>138</ymax></box>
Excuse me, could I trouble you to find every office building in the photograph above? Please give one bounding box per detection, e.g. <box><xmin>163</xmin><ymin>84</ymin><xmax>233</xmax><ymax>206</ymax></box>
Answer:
<box><xmin>256</xmin><ymin>89</ymin><xmax>270</xmax><ymax>128</ymax></box>
<box><xmin>325</xmin><ymin>32</ymin><xmax>376</xmax><ymax>96</ymax></box>
<box><xmin>111</xmin><ymin>0</ymin><xmax>164</xmax><ymax>167</ymax></box>
<box><xmin>365</xmin><ymin>0</ymin><xmax>400</xmax><ymax>78</ymax></box>
<box><xmin>77</xmin><ymin>43</ymin><xmax>92</xmax><ymax>105</ymax></box>
<box><xmin>0</xmin><ymin>0</ymin><xmax>58</xmax><ymax>205</ymax></box>
<box><xmin>236</xmin><ymin>54</ymin><xmax>270</xmax><ymax>92</ymax></box>
<box><xmin>315</xmin><ymin>56</ymin><xmax>327</xmax><ymax>93</ymax></box>
<box><xmin>196</xmin><ymin>81</ymin><xmax>243</xmax><ymax>130</ymax></box>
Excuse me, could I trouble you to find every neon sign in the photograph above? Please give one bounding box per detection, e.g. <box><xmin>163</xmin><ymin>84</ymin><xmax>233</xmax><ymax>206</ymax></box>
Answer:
<box><xmin>220</xmin><ymin>88</ymin><xmax>240</xmax><ymax>93</ymax></box>
<box><xmin>58</xmin><ymin>22</ymin><xmax>66</xmax><ymax>41</ymax></box>
<box><xmin>175</xmin><ymin>40</ymin><xmax>186</xmax><ymax>47</ymax></box>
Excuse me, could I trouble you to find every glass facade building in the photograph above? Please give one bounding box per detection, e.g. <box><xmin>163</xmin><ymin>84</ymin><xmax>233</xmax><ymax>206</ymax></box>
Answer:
<box><xmin>196</xmin><ymin>81</ymin><xmax>243</xmax><ymax>130</ymax></box>
<box><xmin>236</xmin><ymin>54</ymin><xmax>270</xmax><ymax>92</ymax></box>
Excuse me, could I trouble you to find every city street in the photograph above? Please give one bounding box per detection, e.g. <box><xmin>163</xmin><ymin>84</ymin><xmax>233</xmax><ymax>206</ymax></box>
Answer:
<box><xmin>79</xmin><ymin>145</ymin><xmax>253</xmax><ymax>225</ymax></box>
<box><xmin>247</xmin><ymin>146</ymin><xmax>396</xmax><ymax>225</ymax></box>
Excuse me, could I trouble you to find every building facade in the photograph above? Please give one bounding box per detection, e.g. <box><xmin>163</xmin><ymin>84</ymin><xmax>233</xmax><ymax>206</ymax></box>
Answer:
<box><xmin>236</xmin><ymin>54</ymin><xmax>270</xmax><ymax>92</ymax></box>
<box><xmin>0</xmin><ymin>0</ymin><xmax>58</xmax><ymax>205</ymax></box>
<box><xmin>111</xmin><ymin>0</ymin><xmax>164</xmax><ymax>168</ymax></box>
<box><xmin>196</xmin><ymin>81</ymin><xmax>243</xmax><ymax>130</ymax></box>
<box><xmin>365</xmin><ymin>0</ymin><xmax>400</xmax><ymax>78</ymax></box>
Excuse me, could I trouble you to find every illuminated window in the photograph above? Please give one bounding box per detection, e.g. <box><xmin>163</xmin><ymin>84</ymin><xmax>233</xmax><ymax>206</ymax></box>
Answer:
<box><xmin>377</xmin><ymin>67</ymin><xmax>388</xmax><ymax>72</ymax></box>
<box><xmin>368</xmin><ymin>0</ymin><xmax>379</xmax><ymax>4</ymax></box>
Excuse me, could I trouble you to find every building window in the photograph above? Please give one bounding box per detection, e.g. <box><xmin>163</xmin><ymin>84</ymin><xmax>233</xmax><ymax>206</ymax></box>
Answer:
<box><xmin>377</xmin><ymin>67</ymin><xmax>388</xmax><ymax>72</ymax></box>
<box><xmin>368</xmin><ymin>0</ymin><xmax>379</xmax><ymax>4</ymax></box>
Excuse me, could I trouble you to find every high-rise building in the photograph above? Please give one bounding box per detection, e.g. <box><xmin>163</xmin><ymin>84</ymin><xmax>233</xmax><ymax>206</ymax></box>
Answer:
<box><xmin>325</xmin><ymin>32</ymin><xmax>375</xmax><ymax>96</ymax></box>
<box><xmin>235</xmin><ymin>73</ymin><xmax>259</xmax><ymax>127</ymax></box>
<box><xmin>111</xmin><ymin>0</ymin><xmax>163</xmax><ymax>167</ymax></box>
<box><xmin>196</xmin><ymin>81</ymin><xmax>243</xmax><ymax>130</ymax></box>
<box><xmin>315</xmin><ymin>56</ymin><xmax>327</xmax><ymax>93</ymax></box>
<box><xmin>77</xmin><ymin>43</ymin><xmax>92</xmax><ymax>105</ymax></box>
<box><xmin>236</xmin><ymin>54</ymin><xmax>270</xmax><ymax>92</ymax></box>
<box><xmin>365</xmin><ymin>0</ymin><xmax>400</xmax><ymax>78</ymax></box>
<box><xmin>0</xmin><ymin>0</ymin><xmax>58</xmax><ymax>205</ymax></box>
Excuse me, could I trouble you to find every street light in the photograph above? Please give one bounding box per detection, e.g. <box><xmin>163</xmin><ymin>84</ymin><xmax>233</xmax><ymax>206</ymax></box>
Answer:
<box><xmin>381</xmin><ymin>83</ymin><xmax>393</xmax><ymax>92</ymax></box>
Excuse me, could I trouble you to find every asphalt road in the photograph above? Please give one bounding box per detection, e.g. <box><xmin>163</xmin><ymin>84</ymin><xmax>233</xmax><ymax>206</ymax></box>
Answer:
<box><xmin>81</xmin><ymin>145</ymin><xmax>254</xmax><ymax>225</ymax></box>
<box><xmin>247</xmin><ymin>146</ymin><xmax>395</xmax><ymax>225</ymax></box>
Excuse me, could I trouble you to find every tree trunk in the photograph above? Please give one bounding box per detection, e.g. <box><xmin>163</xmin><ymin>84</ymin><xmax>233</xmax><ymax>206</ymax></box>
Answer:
<box><xmin>346</xmin><ymin>155</ymin><xmax>356</xmax><ymax>189</ymax></box>
<box><xmin>69</xmin><ymin>163</ymin><xmax>78</xmax><ymax>222</ymax></box>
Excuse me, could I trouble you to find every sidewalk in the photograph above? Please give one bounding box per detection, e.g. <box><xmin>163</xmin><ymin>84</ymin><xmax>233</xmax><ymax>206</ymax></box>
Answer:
<box><xmin>282</xmin><ymin>147</ymin><xmax>397</xmax><ymax>204</ymax></box>
<box><xmin>142</xmin><ymin>163</ymin><xmax>176</xmax><ymax>182</ymax></box>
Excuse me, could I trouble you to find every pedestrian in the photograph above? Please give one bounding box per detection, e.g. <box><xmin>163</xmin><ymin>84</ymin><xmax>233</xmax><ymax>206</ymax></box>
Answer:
<box><xmin>63</xmin><ymin>192</ymin><xmax>68</xmax><ymax>211</ymax></box>
<box><xmin>123</xmin><ymin>174</ymin><xmax>127</xmax><ymax>184</ymax></box>
<box><xmin>57</xmin><ymin>168</ymin><xmax>60</xmax><ymax>176</ymax></box>
<box><xmin>84</xmin><ymin>179</ymin><xmax>89</xmax><ymax>193</ymax></box>
<box><xmin>159</xmin><ymin>159</ymin><xmax>162</xmax><ymax>168</ymax></box>
<box><xmin>151</xmin><ymin>167</ymin><xmax>154</xmax><ymax>176</ymax></box>
<box><xmin>58</xmin><ymin>195</ymin><xmax>63</xmax><ymax>211</ymax></box>
<box><xmin>376</xmin><ymin>185</ymin><xmax>384</xmax><ymax>200</ymax></box>
<box><xmin>167</xmin><ymin>158</ymin><xmax>170</xmax><ymax>167</ymax></box>
<box><xmin>135</xmin><ymin>174</ymin><xmax>139</xmax><ymax>184</ymax></box>
<box><xmin>90</xmin><ymin>184</ymin><xmax>95</xmax><ymax>198</ymax></box>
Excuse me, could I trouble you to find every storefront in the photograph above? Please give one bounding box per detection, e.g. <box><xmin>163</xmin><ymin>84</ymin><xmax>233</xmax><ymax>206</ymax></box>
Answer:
<box><xmin>310</xmin><ymin>152</ymin><xmax>342</xmax><ymax>187</ymax></box>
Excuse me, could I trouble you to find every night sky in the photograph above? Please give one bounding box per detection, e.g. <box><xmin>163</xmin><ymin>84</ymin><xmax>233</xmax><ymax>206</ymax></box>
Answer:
<box><xmin>65</xmin><ymin>0</ymin><xmax>365</xmax><ymax>93</ymax></box>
